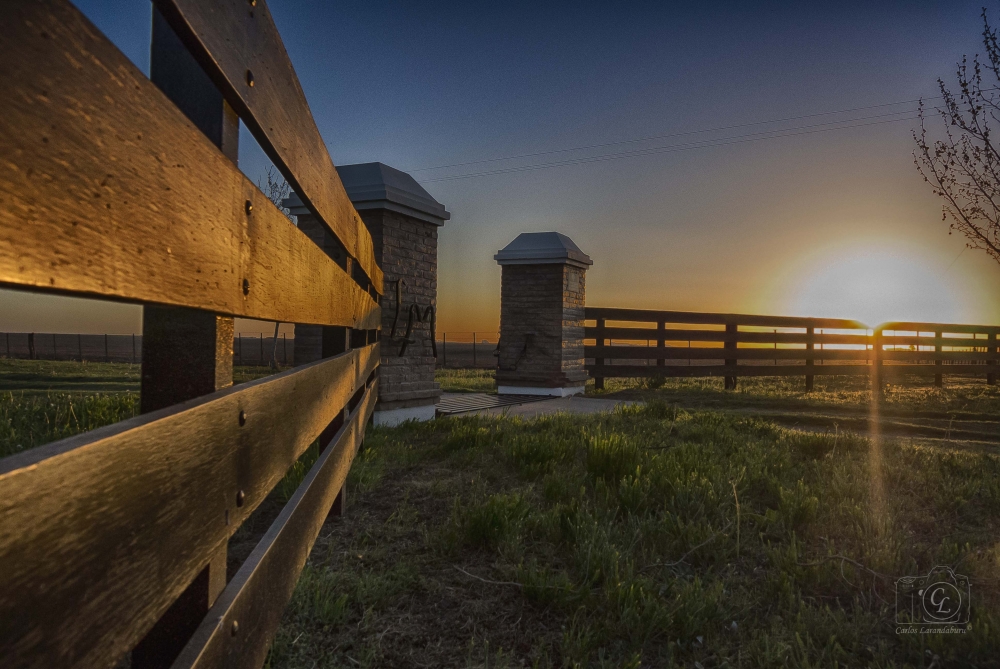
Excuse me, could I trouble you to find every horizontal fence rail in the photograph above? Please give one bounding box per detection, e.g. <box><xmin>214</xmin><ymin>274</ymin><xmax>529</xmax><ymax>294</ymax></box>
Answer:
<box><xmin>0</xmin><ymin>2</ymin><xmax>384</xmax><ymax>668</ymax></box>
<box><xmin>0</xmin><ymin>344</ymin><xmax>378</xmax><ymax>666</ymax></box>
<box><xmin>0</xmin><ymin>1</ymin><xmax>379</xmax><ymax>330</ymax></box>
<box><xmin>585</xmin><ymin>307</ymin><xmax>1000</xmax><ymax>389</ymax></box>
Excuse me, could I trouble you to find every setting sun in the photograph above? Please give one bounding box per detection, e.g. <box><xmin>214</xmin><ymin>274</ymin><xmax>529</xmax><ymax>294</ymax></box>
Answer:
<box><xmin>780</xmin><ymin>244</ymin><xmax>973</xmax><ymax>327</ymax></box>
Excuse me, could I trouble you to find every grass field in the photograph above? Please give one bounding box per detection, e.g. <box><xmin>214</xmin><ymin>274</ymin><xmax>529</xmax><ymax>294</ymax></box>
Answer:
<box><xmin>267</xmin><ymin>403</ymin><xmax>1000</xmax><ymax>667</ymax></box>
<box><xmin>3</xmin><ymin>361</ymin><xmax>999</xmax><ymax>665</ymax></box>
<box><xmin>0</xmin><ymin>358</ymin><xmax>279</xmax><ymax>458</ymax></box>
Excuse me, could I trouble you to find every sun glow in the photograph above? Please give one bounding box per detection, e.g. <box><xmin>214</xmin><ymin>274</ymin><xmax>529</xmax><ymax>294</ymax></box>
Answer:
<box><xmin>777</xmin><ymin>244</ymin><xmax>972</xmax><ymax>327</ymax></box>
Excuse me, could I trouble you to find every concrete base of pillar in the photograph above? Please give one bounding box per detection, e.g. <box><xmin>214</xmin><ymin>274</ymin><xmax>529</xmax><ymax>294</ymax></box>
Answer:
<box><xmin>497</xmin><ymin>385</ymin><xmax>585</xmax><ymax>397</ymax></box>
<box><xmin>373</xmin><ymin>403</ymin><xmax>437</xmax><ymax>427</ymax></box>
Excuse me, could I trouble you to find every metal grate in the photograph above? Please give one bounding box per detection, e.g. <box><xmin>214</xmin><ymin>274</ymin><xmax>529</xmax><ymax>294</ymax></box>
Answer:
<box><xmin>436</xmin><ymin>393</ymin><xmax>549</xmax><ymax>416</ymax></box>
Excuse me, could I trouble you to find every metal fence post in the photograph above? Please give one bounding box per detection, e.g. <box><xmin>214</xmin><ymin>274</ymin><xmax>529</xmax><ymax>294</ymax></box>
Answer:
<box><xmin>442</xmin><ymin>332</ymin><xmax>447</xmax><ymax>367</ymax></box>
<box><xmin>78</xmin><ymin>333</ymin><xmax>83</xmax><ymax>362</ymax></box>
<box><xmin>473</xmin><ymin>331</ymin><xmax>477</xmax><ymax>368</ymax></box>
<box><xmin>104</xmin><ymin>334</ymin><xmax>109</xmax><ymax>363</ymax></box>
<box><xmin>131</xmin><ymin>333</ymin><xmax>136</xmax><ymax>364</ymax></box>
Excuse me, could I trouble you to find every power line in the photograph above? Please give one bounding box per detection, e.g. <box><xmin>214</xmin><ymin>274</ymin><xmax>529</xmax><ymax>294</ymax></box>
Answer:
<box><xmin>418</xmin><ymin>112</ymin><xmax>923</xmax><ymax>184</ymax></box>
<box><xmin>408</xmin><ymin>94</ymin><xmax>940</xmax><ymax>174</ymax></box>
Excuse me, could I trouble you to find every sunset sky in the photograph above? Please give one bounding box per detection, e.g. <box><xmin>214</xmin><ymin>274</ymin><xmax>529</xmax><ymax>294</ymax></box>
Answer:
<box><xmin>3</xmin><ymin>0</ymin><xmax>999</xmax><ymax>335</ymax></box>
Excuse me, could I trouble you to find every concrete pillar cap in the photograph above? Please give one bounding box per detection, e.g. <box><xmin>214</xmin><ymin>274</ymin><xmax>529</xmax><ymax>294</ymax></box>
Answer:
<box><xmin>494</xmin><ymin>232</ymin><xmax>593</xmax><ymax>268</ymax></box>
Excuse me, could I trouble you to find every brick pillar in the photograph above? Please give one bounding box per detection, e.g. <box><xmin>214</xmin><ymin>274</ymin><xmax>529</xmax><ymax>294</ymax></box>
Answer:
<box><xmin>288</xmin><ymin>163</ymin><xmax>449</xmax><ymax>425</ymax></box>
<box><xmin>494</xmin><ymin>232</ymin><xmax>592</xmax><ymax>396</ymax></box>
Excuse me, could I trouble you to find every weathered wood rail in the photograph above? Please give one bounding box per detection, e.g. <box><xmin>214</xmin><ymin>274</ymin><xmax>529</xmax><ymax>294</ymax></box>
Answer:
<box><xmin>586</xmin><ymin>307</ymin><xmax>1000</xmax><ymax>390</ymax></box>
<box><xmin>0</xmin><ymin>1</ymin><xmax>381</xmax><ymax>667</ymax></box>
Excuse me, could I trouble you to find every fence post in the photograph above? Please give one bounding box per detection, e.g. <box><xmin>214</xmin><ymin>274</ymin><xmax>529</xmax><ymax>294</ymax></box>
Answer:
<box><xmin>872</xmin><ymin>329</ymin><xmax>883</xmax><ymax>399</ymax></box>
<box><xmin>443</xmin><ymin>332</ymin><xmax>447</xmax><ymax>367</ymax></box>
<box><xmin>77</xmin><ymin>333</ymin><xmax>83</xmax><ymax>362</ymax></box>
<box><xmin>131</xmin><ymin>334</ymin><xmax>136</xmax><ymax>364</ymax></box>
<box><xmin>934</xmin><ymin>330</ymin><xmax>943</xmax><ymax>387</ymax></box>
<box><xmin>283</xmin><ymin>333</ymin><xmax>287</xmax><ymax>364</ymax></box>
<box><xmin>28</xmin><ymin>332</ymin><xmax>35</xmax><ymax>360</ymax></box>
<box><xmin>805</xmin><ymin>326</ymin><xmax>814</xmax><ymax>391</ymax></box>
<box><xmin>657</xmin><ymin>321</ymin><xmax>665</xmax><ymax>369</ymax></box>
<box><xmin>989</xmin><ymin>332</ymin><xmax>997</xmax><ymax>386</ymax></box>
<box><xmin>724</xmin><ymin>323</ymin><xmax>737</xmax><ymax>390</ymax></box>
<box><xmin>53</xmin><ymin>333</ymin><xmax>57</xmax><ymax>360</ymax></box>
<box><xmin>104</xmin><ymin>334</ymin><xmax>109</xmax><ymax>363</ymax></box>
<box><xmin>473</xmin><ymin>331</ymin><xmax>477</xmax><ymax>368</ymax></box>
<box><xmin>595</xmin><ymin>318</ymin><xmax>606</xmax><ymax>390</ymax></box>
<box><xmin>5</xmin><ymin>332</ymin><xmax>9</xmax><ymax>359</ymax></box>
<box><xmin>259</xmin><ymin>332</ymin><xmax>264</xmax><ymax>365</ymax></box>
<box><xmin>131</xmin><ymin>10</ymin><xmax>238</xmax><ymax>666</ymax></box>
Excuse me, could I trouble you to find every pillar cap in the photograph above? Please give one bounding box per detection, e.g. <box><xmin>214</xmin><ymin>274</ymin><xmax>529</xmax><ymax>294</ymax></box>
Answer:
<box><xmin>494</xmin><ymin>232</ymin><xmax>592</xmax><ymax>268</ymax></box>
<box><xmin>283</xmin><ymin>162</ymin><xmax>449</xmax><ymax>226</ymax></box>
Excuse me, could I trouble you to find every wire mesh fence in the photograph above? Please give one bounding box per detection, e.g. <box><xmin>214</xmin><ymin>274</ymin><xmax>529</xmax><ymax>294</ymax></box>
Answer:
<box><xmin>0</xmin><ymin>332</ymin><xmax>294</xmax><ymax>366</ymax></box>
<box><xmin>436</xmin><ymin>332</ymin><xmax>498</xmax><ymax>369</ymax></box>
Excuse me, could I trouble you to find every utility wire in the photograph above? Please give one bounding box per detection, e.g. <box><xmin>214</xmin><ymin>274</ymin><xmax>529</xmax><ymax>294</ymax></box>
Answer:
<box><xmin>409</xmin><ymin>94</ymin><xmax>940</xmax><ymax>174</ymax></box>
<box><xmin>419</xmin><ymin>112</ymin><xmax>923</xmax><ymax>184</ymax></box>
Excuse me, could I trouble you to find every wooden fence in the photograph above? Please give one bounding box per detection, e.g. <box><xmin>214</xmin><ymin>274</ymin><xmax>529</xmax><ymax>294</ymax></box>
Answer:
<box><xmin>0</xmin><ymin>1</ymin><xmax>382</xmax><ymax>668</ymax></box>
<box><xmin>586</xmin><ymin>307</ymin><xmax>1000</xmax><ymax>390</ymax></box>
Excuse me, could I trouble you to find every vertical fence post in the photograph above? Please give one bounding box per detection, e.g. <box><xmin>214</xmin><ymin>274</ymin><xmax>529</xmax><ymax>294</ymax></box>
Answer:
<box><xmin>131</xmin><ymin>10</ymin><xmax>238</xmax><ymax>667</ymax></box>
<box><xmin>238</xmin><ymin>335</ymin><xmax>242</xmax><ymax>365</ymax></box>
<box><xmin>283</xmin><ymin>333</ymin><xmax>287</xmax><ymax>364</ymax></box>
<box><xmin>53</xmin><ymin>334</ymin><xmax>57</xmax><ymax>360</ymax></box>
<box><xmin>28</xmin><ymin>333</ymin><xmax>35</xmax><ymax>360</ymax></box>
<box><xmin>989</xmin><ymin>332</ymin><xmax>997</xmax><ymax>386</ymax></box>
<box><xmin>934</xmin><ymin>330</ymin><xmax>943</xmax><ymax>387</ymax></box>
<box><xmin>131</xmin><ymin>334</ymin><xmax>136</xmax><ymax>364</ymax></box>
<box><xmin>473</xmin><ymin>332</ymin><xmax>477</xmax><ymax>368</ymax></box>
<box><xmin>259</xmin><ymin>332</ymin><xmax>264</xmax><ymax>365</ymax></box>
<box><xmin>595</xmin><ymin>318</ymin><xmax>606</xmax><ymax>390</ymax></box>
<box><xmin>77</xmin><ymin>333</ymin><xmax>83</xmax><ymax>362</ymax></box>
<box><xmin>805</xmin><ymin>326</ymin><xmax>815</xmax><ymax>391</ymax></box>
<box><xmin>442</xmin><ymin>332</ymin><xmax>447</xmax><ymax>367</ymax></box>
<box><xmin>657</xmin><ymin>321</ymin><xmax>665</xmax><ymax>369</ymax></box>
<box><xmin>104</xmin><ymin>334</ymin><xmax>109</xmax><ymax>363</ymax></box>
<box><xmin>872</xmin><ymin>329</ymin><xmax>883</xmax><ymax>398</ymax></box>
<box><xmin>724</xmin><ymin>323</ymin><xmax>737</xmax><ymax>390</ymax></box>
<box><xmin>5</xmin><ymin>332</ymin><xmax>9</xmax><ymax>359</ymax></box>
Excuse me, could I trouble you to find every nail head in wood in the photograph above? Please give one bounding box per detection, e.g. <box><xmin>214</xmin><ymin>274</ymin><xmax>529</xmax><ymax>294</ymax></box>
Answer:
<box><xmin>238</xmin><ymin>410</ymin><xmax>247</xmax><ymax>426</ymax></box>
<box><xmin>231</xmin><ymin>620</ymin><xmax>239</xmax><ymax>636</ymax></box>
<box><xmin>236</xmin><ymin>490</ymin><xmax>245</xmax><ymax>507</ymax></box>
<box><xmin>244</xmin><ymin>199</ymin><xmax>252</xmax><ymax>215</ymax></box>
<box><xmin>246</xmin><ymin>70</ymin><xmax>254</xmax><ymax>87</ymax></box>
<box><xmin>242</xmin><ymin>279</ymin><xmax>250</xmax><ymax>296</ymax></box>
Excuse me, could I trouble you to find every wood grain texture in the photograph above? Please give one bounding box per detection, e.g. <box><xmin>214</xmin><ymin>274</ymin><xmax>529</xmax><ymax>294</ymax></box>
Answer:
<box><xmin>154</xmin><ymin>0</ymin><xmax>383</xmax><ymax>293</ymax></box>
<box><xmin>172</xmin><ymin>381</ymin><xmax>378</xmax><ymax>669</ymax></box>
<box><xmin>0</xmin><ymin>342</ymin><xmax>378</xmax><ymax>668</ymax></box>
<box><xmin>0</xmin><ymin>0</ymin><xmax>379</xmax><ymax>329</ymax></box>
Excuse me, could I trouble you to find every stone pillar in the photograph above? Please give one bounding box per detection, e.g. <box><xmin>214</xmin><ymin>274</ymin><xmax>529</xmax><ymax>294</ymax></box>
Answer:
<box><xmin>494</xmin><ymin>232</ymin><xmax>592</xmax><ymax>396</ymax></box>
<box><xmin>287</xmin><ymin>163</ymin><xmax>449</xmax><ymax>426</ymax></box>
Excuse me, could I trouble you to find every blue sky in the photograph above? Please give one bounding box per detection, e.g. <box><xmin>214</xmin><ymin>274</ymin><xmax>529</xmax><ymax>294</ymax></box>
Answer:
<box><xmin>3</xmin><ymin>0</ymin><xmax>999</xmax><ymax>333</ymax></box>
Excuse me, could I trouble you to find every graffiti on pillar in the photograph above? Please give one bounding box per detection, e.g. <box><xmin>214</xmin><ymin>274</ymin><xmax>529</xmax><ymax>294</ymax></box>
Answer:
<box><xmin>389</xmin><ymin>279</ymin><xmax>437</xmax><ymax>357</ymax></box>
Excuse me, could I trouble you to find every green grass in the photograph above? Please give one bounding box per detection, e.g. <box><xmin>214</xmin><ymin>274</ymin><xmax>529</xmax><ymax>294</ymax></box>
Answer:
<box><xmin>591</xmin><ymin>373</ymin><xmax>1000</xmax><ymax>416</ymax></box>
<box><xmin>268</xmin><ymin>403</ymin><xmax>1000</xmax><ymax>667</ymax></box>
<box><xmin>0</xmin><ymin>359</ymin><xmax>282</xmax><ymax>458</ymax></box>
<box><xmin>436</xmin><ymin>367</ymin><xmax>497</xmax><ymax>393</ymax></box>
<box><xmin>0</xmin><ymin>390</ymin><xmax>139</xmax><ymax>459</ymax></box>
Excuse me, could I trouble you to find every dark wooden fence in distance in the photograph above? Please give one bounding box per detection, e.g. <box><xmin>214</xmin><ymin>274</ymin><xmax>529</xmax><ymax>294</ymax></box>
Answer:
<box><xmin>586</xmin><ymin>307</ymin><xmax>1000</xmax><ymax>390</ymax></box>
<box><xmin>0</xmin><ymin>2</ymin><xmax>383</xmax><ymax>668</ymax></box>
